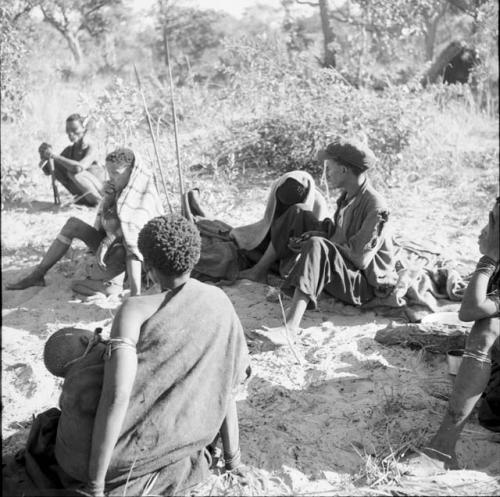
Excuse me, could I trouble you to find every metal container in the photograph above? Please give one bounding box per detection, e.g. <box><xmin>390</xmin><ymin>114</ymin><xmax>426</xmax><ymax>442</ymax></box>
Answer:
<box><xmin>447</xmin><ymin>349</ymin><xmax>464</xmax><ymax>375</ymax></box>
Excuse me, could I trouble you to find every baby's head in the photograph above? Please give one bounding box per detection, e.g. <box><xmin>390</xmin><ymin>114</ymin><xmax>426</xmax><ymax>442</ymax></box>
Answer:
<box><xmin>44</xmin><ymin>327</ymin><xmax>95</xmax><ymax>378</ymax></box>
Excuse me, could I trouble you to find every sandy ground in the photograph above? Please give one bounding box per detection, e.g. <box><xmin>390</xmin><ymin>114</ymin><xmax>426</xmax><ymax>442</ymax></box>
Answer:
<box><xmin>2</xmin><ymin>181</ymin><xmax>500</xmax><ymax>496</ymax></box>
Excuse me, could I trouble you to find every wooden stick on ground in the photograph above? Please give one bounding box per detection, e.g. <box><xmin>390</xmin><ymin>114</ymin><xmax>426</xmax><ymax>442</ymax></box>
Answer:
<box><xmin>278</xmin><ymin>292</ymin><xmax>305</xmax><ymax>366</ymax></box>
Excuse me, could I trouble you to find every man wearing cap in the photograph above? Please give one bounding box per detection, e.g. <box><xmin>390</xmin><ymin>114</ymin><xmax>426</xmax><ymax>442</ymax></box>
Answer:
<box><xmin>254</xmin><ymin>137</ymin><xmax>398</xmax><ymax>345</ymax></box>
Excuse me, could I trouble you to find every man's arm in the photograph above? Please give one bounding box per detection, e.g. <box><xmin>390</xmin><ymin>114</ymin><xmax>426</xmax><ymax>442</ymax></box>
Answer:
<box><xmin>126</xmin><ymin>257</ymin><xmax>142</xmax><ymax>296</ymax></box>
<box><xmin>51</xmin><ymin>144</ymin><xmax>97</xmax><ymax>174</ymax></box>
<box><xmin>337</xmin><ymin>207</ymin><xmax>389</xmax><ymax>270</ymax></box>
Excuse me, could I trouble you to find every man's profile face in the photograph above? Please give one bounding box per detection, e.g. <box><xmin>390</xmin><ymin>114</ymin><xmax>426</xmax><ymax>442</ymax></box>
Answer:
<box><xmin>324</xmin><ymin>158</ymin><xmax>346</xmax><ymax>189</ymax></box>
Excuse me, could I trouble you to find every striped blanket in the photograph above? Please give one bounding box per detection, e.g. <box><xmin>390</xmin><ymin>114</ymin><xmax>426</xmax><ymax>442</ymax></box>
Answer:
<box><xmin>95</xmin><ymin>161</ymin><xmax>164</xmax><ymax>260</ymax></box>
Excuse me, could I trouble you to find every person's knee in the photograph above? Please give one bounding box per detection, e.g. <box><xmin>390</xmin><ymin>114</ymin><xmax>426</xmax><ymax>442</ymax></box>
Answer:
<box><xmin>61</xmin><ymin>217</ymin><xmax>86</xmax><ymax>237</ymax></box>
<box><xmin>466</xmin><ymin>318</ymin><xmax>500</xmax><ymax>356</ymax></box>
<box><xmin>301</xmin><ymin>236</ymin><xmax>329</xmax><ymax>259</ymax></box>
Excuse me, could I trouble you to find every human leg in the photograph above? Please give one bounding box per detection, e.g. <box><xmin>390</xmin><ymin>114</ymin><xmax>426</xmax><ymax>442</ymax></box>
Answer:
<box><xmin>7</xmin><ymin>218</ymin><xmax>104</xmax><ymax>290</ymax></box>
<box><xmin>424</xmin><ymin>318</ymin><xmax>499</xmax><ymax>468</ymax></box>
<box><xmin>238</xmin><ymin>205</ymin><xmax>320</xmax><ymax>283</ymax></box>
<box><xmin>53</xmin><ymin>163</ymin><xmax>81</xmax><ymax>197</ymax></box>
<box><xmin>257</xmin><ymin>237</ymin><xmax>371</xmax><ymax>346</ymax></box>
<box><xmin>238</xmin><ymin>242</ymin><xmax>278</xmax><ymax>283</ymax></box>
<box><xmin>71</xmin><ymin>242</ymin><xmax>126</xmax><ymax>297</ymax></box>
<box><xmin>71</xmin><ymin>171</ymin><xmax>103</xmax><ymax>207</ymax></box>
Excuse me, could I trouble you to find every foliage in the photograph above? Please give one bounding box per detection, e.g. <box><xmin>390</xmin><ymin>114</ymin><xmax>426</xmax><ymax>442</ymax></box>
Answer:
<box><xmin>0</xmin><ymin>163</ymin><xmax>42</xmax><ymax>207</ymax></box>
<box><xmin>0</xmin><ymin>6</ymin><xmax>29</xmax><ymax>122</ymax></box>
<box><xmin>79</xmin><ymin>77</ymin><xmax>142</xmax><ymax>149</ymax></box>
<box><xmin>15</xmin><ymin>0</ymin><xmax>123</xmax><ymax>65</ymax></box>
<box><xmin>152</xmin><ymin>2</ymin><xmax>235</xmax><ymax>85</ymax></box>
<box><xmin>193</xmin><ymin>38</ymin><xmax>431</xmax><ymax>189</ymax></box>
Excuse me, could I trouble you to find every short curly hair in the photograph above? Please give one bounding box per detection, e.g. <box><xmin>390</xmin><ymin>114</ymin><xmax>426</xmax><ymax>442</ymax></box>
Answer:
<box><xmin>138</xmin><ymin>215</ymin><xmax>201</xmax><ymax>275</ymax></box>
<box><xmin>105</xmin><ymin>148</ymin><xmax>135</xmax><ymax>169</ymax></box>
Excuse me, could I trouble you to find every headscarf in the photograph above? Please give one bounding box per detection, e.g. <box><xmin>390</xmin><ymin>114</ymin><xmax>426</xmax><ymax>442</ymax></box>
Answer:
<box><xmin>230</xmin><ymin>170</ymin><xmax>328</xmax><ymax>251</ymax></box>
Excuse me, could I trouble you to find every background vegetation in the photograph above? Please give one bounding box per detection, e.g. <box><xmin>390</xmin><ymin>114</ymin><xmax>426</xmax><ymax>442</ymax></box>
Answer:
<box><xmin>1</xmin><ymin>0</ymin><xmax>498</xmax><ymax>219</ymax></box>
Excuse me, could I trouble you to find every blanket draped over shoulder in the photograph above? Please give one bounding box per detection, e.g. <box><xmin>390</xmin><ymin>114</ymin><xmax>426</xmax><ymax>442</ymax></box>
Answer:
<box><xmin>17</xmin><ymin>279</ymin><xmax>250</xmax><ymax>496</ymax></box>
<box><xmin>230</xmin><ymin>170</ymin><xmax>329</xmax><ymax>251</ymax></box>
<box><xmin>95</xmin><ymin>160</ymin><xmax>164</xmax><ymax>260</ymax></box>
<box><xmin>193</xmin><ymin>171</ymin><xmax>329</xmax><ymax>280</ymax></box>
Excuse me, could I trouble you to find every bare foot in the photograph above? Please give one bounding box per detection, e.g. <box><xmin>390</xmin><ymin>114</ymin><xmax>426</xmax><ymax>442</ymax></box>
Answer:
<box><xmin>237</xmin><ymin>267</ymin><xmax>268</xmax><ymax>284</ymax></box>
<box><xmin>6</xmin><ymin>273</ymin><xmax>45</xmax><ymax>290</ymax></box>
<box><xmin>398</xmin><ymin>447</ymin><xmax>458</xmax><ymax>477</ymax></box>
<box><xmin>252</xmin><ymin>325</ymin><xmax>298</xmax><ymax>346</ymax></box>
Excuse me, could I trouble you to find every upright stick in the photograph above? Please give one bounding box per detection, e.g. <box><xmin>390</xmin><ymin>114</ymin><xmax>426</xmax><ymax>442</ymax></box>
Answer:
<box><xmin>47</xmin><ymin>158</ymin><xmax>61</xmax><ymax>205</ymax></box>
<box><xmin>164</xmin><ymin>34</ymin><xmax>187</xmax><ymax>217</ymax></box>
<box><xmin>133</xmin><ymin>64</ymin><xmax>173</xmax><ymax>214</ymax></box>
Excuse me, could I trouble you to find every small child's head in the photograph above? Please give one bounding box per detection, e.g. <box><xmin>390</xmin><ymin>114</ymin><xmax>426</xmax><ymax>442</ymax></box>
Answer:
<box><xmin>105</xmin><ymin>148</ymin><xmax>135</xmax><ymax>192</ymax></box>
<box><xmin>65</xmin><ymin>114</ymin><xmax>86</xmax><ymax>143</ymax></box>
<box><xmin>138</xmin><ymin>215</ymin><xmax>201</xmax><ymax>280</ymax></box>
<box><xmin>44</xmin><ymin>327</ymin><xmax>95</xmax><ymax>378</ymax></box>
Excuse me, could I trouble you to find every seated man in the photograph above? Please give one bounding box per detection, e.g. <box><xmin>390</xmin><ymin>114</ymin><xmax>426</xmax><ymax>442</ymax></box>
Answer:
<box><xmin>39</xmin><ymin>113</ymin><xmax>104</xmax><ymax>207</ymax></box>
<box><xmin>29</xmin><ymin>215</ymin><xmax>250</xmax><ymax>496</ymax></box>
<box><xmin>253</xmin><ymin>137</ymin><xmax>398</xmax><ymax>345</ymax></box>
<box><xmin>403</xmin><ymin>199</ymin><xmax>499</xmax><ymax>474</ymax></box>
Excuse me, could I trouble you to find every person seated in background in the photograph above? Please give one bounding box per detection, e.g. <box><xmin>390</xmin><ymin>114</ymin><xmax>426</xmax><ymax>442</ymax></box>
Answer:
<box><xmin>39</xmin><ymin>114</ymin><xmax>104</xmax><ymax>207</ymax></box>
<box><xmin>404</xmin><ymin>198</ymin><xmax>499</xmax><ymax>474</ymax></box>
<box><xmin>33</xmin><ymin>215</ymin><xmax>250</xmax><ymax>496</ymax></box>
<box><xmin>7</xmin><ymin>148</ymin><xmax>164</xmax><ymax>297</ymax></box>
<box><xmin>232</xmin><ymin>170</ymin><xmax>329</xmax><ymax>281</ymax></box>
<box><xmin>253</xmin><ymin>137</ymin><xmax>398</xmax><ymax>345</ymax></box>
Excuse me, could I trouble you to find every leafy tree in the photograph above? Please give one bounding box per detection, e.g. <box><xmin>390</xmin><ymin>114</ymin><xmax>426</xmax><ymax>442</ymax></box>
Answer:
<box><xmin>0</xmin><ymin>5</ymin><xmax>29</xmax><ymax>121</ymax></box>
<box><xmin>13</xmin><ymin>0</ymin><xmax>122</xmax><ymax>65</ymax></box>
<box><xmin>153</xmin><ymin>0</ymin><xmax>233</xmax><ymax>84</ymax></box>
<box><xmin>282</xmin><ymin>0</ymin><xmax>337</xmax><ymax>67</ymax></box>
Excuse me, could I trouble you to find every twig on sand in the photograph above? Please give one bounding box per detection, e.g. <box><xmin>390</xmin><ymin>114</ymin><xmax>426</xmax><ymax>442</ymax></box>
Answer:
<box><xmin>60</xmin><ymin>191</ymin><xmax>92</xmax><ymax>208</ymax></box>
<box><xmin>277</xmin><ymin>292</ymin><xmax>305</xmax><ymax>366</ymax></box>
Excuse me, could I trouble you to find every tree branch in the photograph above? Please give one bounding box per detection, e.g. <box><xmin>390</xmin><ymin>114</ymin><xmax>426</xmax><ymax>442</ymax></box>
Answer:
<box><xmin>12</xmin><ymin>4</ymin><xmax>35</xmax><ymax>23</ymax></box>
<box><xmin>295</xmin><ymin>0</ymin><xmax>319</xmax><ymax>6</ymax></box>
<box><xmin>443</xmin><ymin>0</ymin><xmax>476</xmax><ymax>17</ymax></box>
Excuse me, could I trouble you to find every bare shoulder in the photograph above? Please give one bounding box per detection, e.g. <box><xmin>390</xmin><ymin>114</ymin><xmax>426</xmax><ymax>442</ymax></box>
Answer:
<box><xmin>119</xmin><ymin>293</ymin><xmax>167</xmax><ymax>323</ymax></box>
<box><xmin>123</xmin><ymin>293</ymin><xmax>166</xmax><ymax>312</ymax></box>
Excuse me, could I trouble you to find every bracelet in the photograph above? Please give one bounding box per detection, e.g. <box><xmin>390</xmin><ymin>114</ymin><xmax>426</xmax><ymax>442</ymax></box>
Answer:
<box><xmin>475</xmin><ymin>256</ymin><xmax>497</xmax><ymax>276</ymax></box>
<box><xmin>224</xmin><ymin>447</ymin><xmax>242</xmax><ymax>470</ymax></box>
<box><xmin>86</xmin><ymin>481</ymin><xmax>105</xmax><ymax>496</ymax></box>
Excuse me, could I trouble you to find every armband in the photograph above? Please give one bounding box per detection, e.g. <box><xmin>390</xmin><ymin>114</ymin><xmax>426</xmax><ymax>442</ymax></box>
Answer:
<box><xmin>475</xmin><ymin>256</ymin><xmax>497</xmax><ymax>277</ymax></box>
<box><xmin>224</xmin><ymin>447</ymin><xmax>242</xmax><ymax>470</ymax></box>
<box><xmin>105</xmin><ymin>337</ymin><xmax>136</xmax><ymax>360</ymax></box>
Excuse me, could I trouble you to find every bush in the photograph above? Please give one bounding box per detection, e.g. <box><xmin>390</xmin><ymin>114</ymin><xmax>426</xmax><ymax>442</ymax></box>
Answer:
<box><xmin>0</xmin><ymin>7</ymin><xmax>29</xmax><ymax>122</ymax></box>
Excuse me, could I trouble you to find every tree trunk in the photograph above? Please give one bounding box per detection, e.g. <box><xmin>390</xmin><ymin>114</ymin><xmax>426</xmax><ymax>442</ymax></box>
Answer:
<box><xmin>424</xmin><ymin>19</ymin><xmax>438</xmax><ymax>61</ymax></box>
<box><xmin>65</xmin><ymin>31</ymin><xmax>83</xmax><ymax>66</ymax></box>
<box><xmin>318</xmin><ymin>0</ymin><xmax>336</xmax><ymax>68</ymax></box>
<box><xmin>423</xmin><ymin>3</ymin><xmax>448</xmax><ymax>62</ymax></box>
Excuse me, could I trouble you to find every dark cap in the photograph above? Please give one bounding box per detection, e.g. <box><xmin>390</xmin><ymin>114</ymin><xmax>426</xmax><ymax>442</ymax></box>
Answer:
<box><xmin>317</xmin><ymin>138</ymin><xmax>376</xmax><ymax>172</ymax></box>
